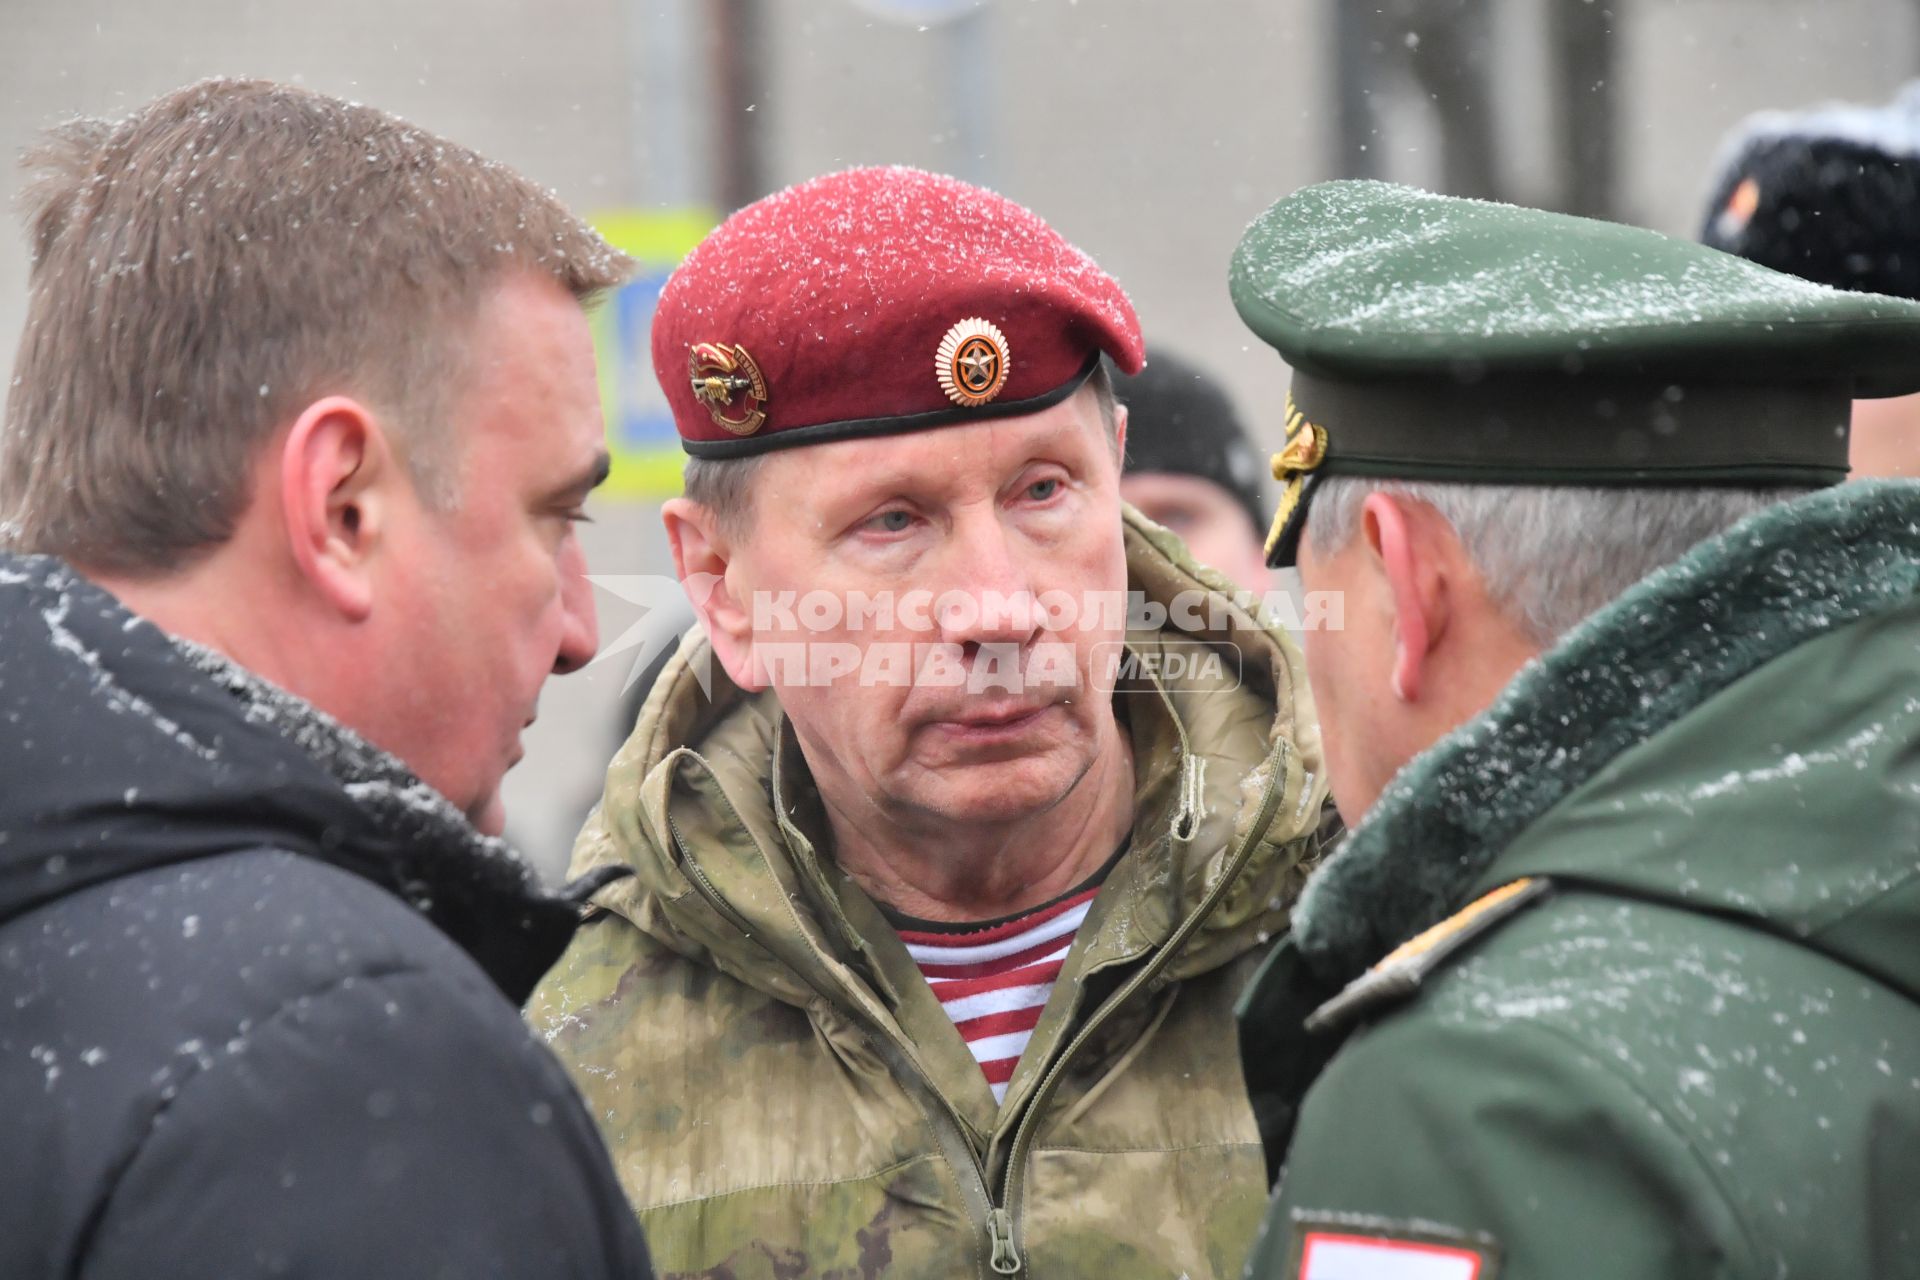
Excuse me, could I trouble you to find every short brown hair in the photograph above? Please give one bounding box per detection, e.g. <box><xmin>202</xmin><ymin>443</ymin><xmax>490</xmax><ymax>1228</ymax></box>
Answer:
<box><xmin>1</xmin><ymin>78</ymin><xmax>635</xmax><ymax>574</ymax></box>
<box><xmin>682</xmin><ymin>361</ymin><xmax>1121</xmax><ymax>537</ymax></box>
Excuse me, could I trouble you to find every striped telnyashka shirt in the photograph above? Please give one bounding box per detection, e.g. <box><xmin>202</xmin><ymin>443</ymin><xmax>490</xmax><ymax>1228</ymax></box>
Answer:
<box><xmin>898</xmin><ymin>886</ymin><xmax>1099</xmax><ymax>1104</ymax></box>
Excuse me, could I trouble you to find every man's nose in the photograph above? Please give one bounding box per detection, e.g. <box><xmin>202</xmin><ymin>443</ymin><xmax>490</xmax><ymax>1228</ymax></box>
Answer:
<box><xmin>930</xmin><ymin>517</ymin><xmax>1044</xmax><ymax>648</ymax></box>
<box><xmin>553</xmin><ymin>541</ymin><xmax>600</xmax><ymax>675</ymax></box>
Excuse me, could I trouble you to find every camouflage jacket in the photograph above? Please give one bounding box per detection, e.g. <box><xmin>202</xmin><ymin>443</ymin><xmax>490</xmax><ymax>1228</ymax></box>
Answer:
<box><xmin>530</xmin><ymin>512</ymin><xmax>1328</xmax><ymax>1280</ymax></box>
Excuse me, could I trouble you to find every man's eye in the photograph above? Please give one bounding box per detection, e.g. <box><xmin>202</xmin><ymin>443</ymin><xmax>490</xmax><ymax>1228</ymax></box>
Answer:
<box><xmin>868</xmin><ymin>510</ymin><xmax>913</xmax><ymax>534</ymax></box>
<box><xmin>1026</xmin><ymin>478</ymin><xmax>1061</xmax><ymax>501</ymax></box>
<box><xmin>566</xmin><ymin>508</ymin><xmax>595</xmax><ymax>525</ymax></box>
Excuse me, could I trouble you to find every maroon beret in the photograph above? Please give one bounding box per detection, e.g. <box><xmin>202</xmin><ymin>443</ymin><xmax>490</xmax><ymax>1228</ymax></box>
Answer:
<box><xmin>653</xmin><ymin>166</ymin><xmax>1145</xmax><ymax>457</ymax></box>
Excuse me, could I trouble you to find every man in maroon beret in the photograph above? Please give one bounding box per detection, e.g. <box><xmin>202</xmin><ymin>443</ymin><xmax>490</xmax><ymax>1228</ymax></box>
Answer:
<box><xmin>530</xmin><ymin>166</ymin><xmax>1328</xmax><ymax>1280</ymax></box>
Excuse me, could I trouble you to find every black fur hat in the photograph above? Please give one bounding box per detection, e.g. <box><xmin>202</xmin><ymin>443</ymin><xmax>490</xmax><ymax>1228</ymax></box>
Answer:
<box><xmin>1701</xmin><ymin>84</ymin><xmax>1920</xmax><ymax>300</ymax></box>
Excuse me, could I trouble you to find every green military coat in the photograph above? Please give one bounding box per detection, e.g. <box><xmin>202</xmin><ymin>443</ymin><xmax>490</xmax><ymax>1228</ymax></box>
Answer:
<box><xmin>533</xmin><ymin>511</ymin><xmax>1328</xmax><ymax>1279</ymax></box>
<box><xmin>1239</xmin><ymin>482</ymin><xmax>1920</xmax><ymax>1280</ymax></box>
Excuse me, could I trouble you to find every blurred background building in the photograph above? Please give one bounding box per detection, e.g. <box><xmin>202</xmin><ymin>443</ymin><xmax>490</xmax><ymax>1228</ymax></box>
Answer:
<box><xmin>4</xmin><ymin>0</ymin><xmax>1916</xmax><ymax>877</ymax></box>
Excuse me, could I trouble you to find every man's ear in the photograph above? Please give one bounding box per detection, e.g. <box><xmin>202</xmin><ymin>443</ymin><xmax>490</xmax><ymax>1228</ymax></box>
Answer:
<box><xmin>280</xmin><ymin>397</ymin><xmax>397</xmax><ymax>622</ymax></box>
<box><xmin>1362</xmin><ymin>491</ymin><xmax>1448</xmax><ymax>704</ymax></box>
<box><xmin>662</xmin><ymin>497</ymin><xmax>761</xmax><ymax>692</ymax></box>
<box><xmin>1111</xmin><ymin>401</ymin><xmax>1129</xmax><ymax>467</ymax></box>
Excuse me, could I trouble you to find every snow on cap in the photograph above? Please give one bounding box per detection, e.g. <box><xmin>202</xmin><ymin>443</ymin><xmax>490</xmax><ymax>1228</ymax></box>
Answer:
<box><xmin>653</xmin><ymin>165</ymin><xmax>1143</xmax><ymax>457</ymax></box>
<box><xmin>1232</xmin><ymin>179</ymin><xmax>1920</xmax><ymax>567</ymax></box>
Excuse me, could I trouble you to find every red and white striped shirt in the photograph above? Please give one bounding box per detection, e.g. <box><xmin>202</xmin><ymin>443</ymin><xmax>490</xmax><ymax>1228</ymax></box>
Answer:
<box><xmin>897</xmin><ymin>886</ymin><xmax>1100</xmax><ymax>1104</ymax></box>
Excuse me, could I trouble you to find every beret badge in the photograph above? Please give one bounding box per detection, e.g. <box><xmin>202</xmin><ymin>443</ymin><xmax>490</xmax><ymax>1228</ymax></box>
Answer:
<box><xmin>688</xmin><ymin>342</ymin><xmax>769</xmax><ymax>436</ymax></box>
<box><xmin>936</xmin><ymin>317</ymin><xmax>1011</xmax><ymax>407</ymax></box>
<box><xmin>1265</xmin><ymin>392</ymin><xmax>1329</xmax><ymax>560</ymax></box>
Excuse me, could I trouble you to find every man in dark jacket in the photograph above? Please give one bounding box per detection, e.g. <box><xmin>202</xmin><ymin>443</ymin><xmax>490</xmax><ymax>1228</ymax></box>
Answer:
<box><xmin>1229</xmin><ymin>181</ymin><xmax>1920</xmax><ymax>1278</ymax></box>
<box><xmin>0</xmin><ymin>79</ymin><xmax>651</xmax><ymax>1277</ymax></box>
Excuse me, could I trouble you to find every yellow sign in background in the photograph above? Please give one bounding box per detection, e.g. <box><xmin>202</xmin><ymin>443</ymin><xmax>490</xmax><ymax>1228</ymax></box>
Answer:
<box><xmin>591</xmin><ymin>210</ymin><xmax>714</xmax><ymax>499</ymax></box>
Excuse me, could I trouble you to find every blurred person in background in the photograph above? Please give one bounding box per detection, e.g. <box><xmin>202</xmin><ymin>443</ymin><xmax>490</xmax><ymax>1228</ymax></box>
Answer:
<box><xmin>531</xmin><ymin>165</ymin><xmax>1330</xmax><ymax>1280</ymax></box>
<box><xmin>1112</xmin><ymin>350</ymin><xmax>1273</xmax><ymax>595</ymax></box>
<box><xmin>1234</xmin><ymin>180</ymin><xmax>1920</xmax><ymax>1280</ymax></box>
<box><xmin>1702</xmin><ymin>82</ymin><xmax>1920</xmax><ymax>478</ymax></box>
<box><xmin>0</xmin><ymin>79</ymin><xmax>651</xmax><ymax>1278</ymax></box>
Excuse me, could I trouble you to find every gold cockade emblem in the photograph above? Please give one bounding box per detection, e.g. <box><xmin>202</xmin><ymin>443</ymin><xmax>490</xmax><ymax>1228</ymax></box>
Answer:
<box><xmin>935</xmin><ymin>318</ymin><xmax>1011</xmax><ymax>408</ymax></box>
<box><xmin>1265</xmin><ymin>392</ymin><xmax>1331</xmax><ymax>558</ymax></box>
<box><xmin>688</xmin><ymin>341</ymin><xmax>769</xmax><ymax>436</ymax></box>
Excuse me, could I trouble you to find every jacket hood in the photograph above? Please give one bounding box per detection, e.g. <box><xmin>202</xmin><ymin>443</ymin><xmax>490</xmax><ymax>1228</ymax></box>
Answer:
<box><xmin>0</xmin><ymin>555</ymin><xmax>598</xmax><ymax>1002</ymax></box>
<box><xmin>572</xmin><ymin>506</ymin><xmax>1326</xmax><ymax>1010</ymax></box>
<box><xmin>1293</xmin><ymin>481</ymin><xmax>1920</xmax><ymax>1001</ymax></box>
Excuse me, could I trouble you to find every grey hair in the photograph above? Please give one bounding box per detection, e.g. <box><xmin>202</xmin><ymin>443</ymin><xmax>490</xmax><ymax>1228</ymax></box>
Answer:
<box><xmin>1304</xmin><ymin>477</ymin><xmax>1813</xmax><ymax>646</ymax></box>
<box><xmin>682</xmin><ymin>359</ymin><xmax>1122</xmax><ymax>536</ymax></box>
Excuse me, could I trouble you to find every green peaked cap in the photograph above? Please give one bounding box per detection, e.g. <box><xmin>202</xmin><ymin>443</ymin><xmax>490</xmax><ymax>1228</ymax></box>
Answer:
<box><xmin>1230</xmin><ymin>179</ymin><xmax>1920</xmax><ymax>566</ymax></box>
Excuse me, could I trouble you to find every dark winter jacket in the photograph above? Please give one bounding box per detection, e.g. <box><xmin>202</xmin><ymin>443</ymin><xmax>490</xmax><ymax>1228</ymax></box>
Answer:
<box><xmin>0</xmin><ymin>555</ymin><xmax>652</xmax><ymax>1279</ymax></box>
<box><xmin>1237</xmin><ymin>482</ymin><xmax>1920</xmax><ymax>1280</ymax></box>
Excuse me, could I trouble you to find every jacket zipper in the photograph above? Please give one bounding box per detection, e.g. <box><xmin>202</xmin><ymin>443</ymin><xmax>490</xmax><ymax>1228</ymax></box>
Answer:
<box><xmin>987</xmin><ymin>750</ymin><xmax>1290</xmax><ymax>1274</ymax></box>
<box><xmin>987</xmin><ymin>1207</ymin><xmax>1021</xmax><ymax>1275</ymax></box>
<box><xmin>669</xmin><ymin>814</ymin><xmax>1004</xmax><ymax>1279</ymax></box>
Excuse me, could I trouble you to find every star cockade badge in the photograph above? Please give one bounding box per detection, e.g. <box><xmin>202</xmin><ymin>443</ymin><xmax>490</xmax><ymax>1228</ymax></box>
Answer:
<box><xmin>936</xmin><ymin>317</ymin><xmax>1011</xmax><ymax>407</ymax></box>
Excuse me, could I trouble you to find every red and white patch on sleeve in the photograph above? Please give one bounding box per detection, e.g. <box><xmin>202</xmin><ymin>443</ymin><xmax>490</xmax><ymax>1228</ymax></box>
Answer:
<box><xmin>1290</xmin><ymin>1222</ymin><xmax>1498</xmax><ymax>1280</ymax></box>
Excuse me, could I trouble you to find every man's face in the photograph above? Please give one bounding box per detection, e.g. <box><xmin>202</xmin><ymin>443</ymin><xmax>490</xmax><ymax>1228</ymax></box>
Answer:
<box><xmin>379</xmin><ymin>273</ymin><xmax>606</xmax><ymax>834</ymax></box>
<box><xmin>1119</xmin><ymin>470</ymin><xmax>1271</xmax><ymax>594</ymax></box>
<box><xmin>1295</xmin><ymin>518</ymin><xmax>1403</xmax><ymax>827</ymax></box>
<box><xmin>724</xmin><ymin>389</ymin><xmax>1129</xmax><ymax>831</ymax></box>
